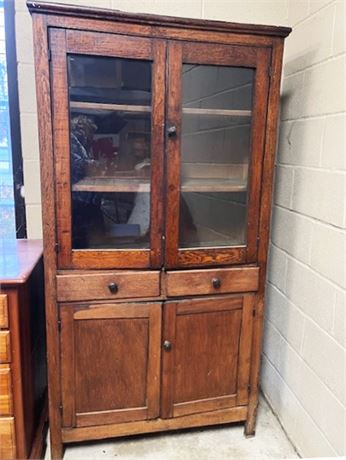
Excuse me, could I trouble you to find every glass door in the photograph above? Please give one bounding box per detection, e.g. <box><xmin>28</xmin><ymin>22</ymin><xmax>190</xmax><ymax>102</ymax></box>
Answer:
<box><xmin>165</xmin><ymin>41</ymin><xmax>271</xmax><ymax>268</ymax></box>
<box><xmin>50</xmin><ymin>29</ymin><xmax>165</xmax><ymax>269</ymax></box>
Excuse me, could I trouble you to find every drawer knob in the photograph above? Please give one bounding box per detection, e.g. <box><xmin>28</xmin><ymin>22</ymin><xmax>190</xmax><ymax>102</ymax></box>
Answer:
<box><xmin>108</xmin><ymin>282</ymin><xmax>118</xmax><ymax>294</ymax></box>
<box><xmin>163</xmin><ymin>340</ymin><xmax>172</xmax><ymax>351</ymax></box>
<box><xmin>167</xmin><ymin>125</ymin><xmax>177</xmax><ymax>137</ymax></box>
<box><xmin>212</xmin><ymin>277</ymin><xmax>221</xmax><ymax>289</ymax></box>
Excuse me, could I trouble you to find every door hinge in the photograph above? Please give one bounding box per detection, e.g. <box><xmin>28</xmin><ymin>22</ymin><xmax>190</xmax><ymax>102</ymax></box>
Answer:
<box><xmin>48</xmin><ymin>47</ymin><xmax>52</xmax><ymax>62</ymax></box>
<box><xmin>59</xmin><ymin>405</ymin><xmax>63</xmax><ymax>415</ymax></box>
<box><xmin>248</xmin><ymin>384</ymin><xmax>251</xmax><ymax>393</ymax></box>
<box><xmin>252</xmin><ymin>308</ymin><xmax>256</xmax><ymax>317</ymax></box>
<box><xmin>55</xmin><ymin>243</ymin><xmax>60</xmax><ymax>253</ymax></box>
<box><xmin>58</xmin><ymin>320</ymin><xmax>61</xmax><ymax>333</ymax></box>
<box><xmin>268</xmin><ymin>65</ymin><xmax>272</xmax><ymax>78</ymax></box>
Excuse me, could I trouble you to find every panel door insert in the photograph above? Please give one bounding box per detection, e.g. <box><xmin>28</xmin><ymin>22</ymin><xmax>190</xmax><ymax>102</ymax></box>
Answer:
<box><xmin>165</xmin><ymin>41</ymin><xmax>271</xmax><ymax>268</ymax></box>
<box><xmin>161</xmin><ymin>295</ymin><xmax>254</xmax><ymax>418</ymax></box>
<box><xmin>60</xmin><ymin>302</ymin><xmax>161</xmax><ymax>428</ymax></box>
<box><xmin>50</xmin><ymin>29</ymin><xmax>165</xmax><ymax>269</ymax></box>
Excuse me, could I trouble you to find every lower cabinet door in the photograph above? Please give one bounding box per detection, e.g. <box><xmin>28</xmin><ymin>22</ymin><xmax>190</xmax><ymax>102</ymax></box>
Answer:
<box><xmin>60</xmin><ymin>302</ymin><xmax>162</xmax><ymax>427</ymax></box>
<box><xmin>161</xmin><ymin>295</ymin><xmax>254</xmax><ymax>418</ymax></box>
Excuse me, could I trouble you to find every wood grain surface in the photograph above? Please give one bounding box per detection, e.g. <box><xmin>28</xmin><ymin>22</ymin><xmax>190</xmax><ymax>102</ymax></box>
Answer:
<box><xmin>166</xmin><ymin>266</ymin><xmax>259</xmax><ymax>296</ymax></box>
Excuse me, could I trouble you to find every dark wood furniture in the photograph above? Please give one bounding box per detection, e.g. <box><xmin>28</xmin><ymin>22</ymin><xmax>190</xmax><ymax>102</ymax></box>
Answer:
<box><xmin>0</xmin><ymin>239</ymin><xmax>47</xmax><ymax>460</ymax></box>
<box><xmin>28</xmin><ymin>2</ymin><xmax>290</xmax><ymax>458</ymax></box>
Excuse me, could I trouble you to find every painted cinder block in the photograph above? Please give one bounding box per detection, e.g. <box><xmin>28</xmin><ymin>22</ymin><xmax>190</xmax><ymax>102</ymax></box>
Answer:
<box><xmin>333</xmin><ymin>0</ymin><xmax>346</xmax><ymax>54</ymax></box>
<box><xmin>284</xmin><ymin>4</ymin><xmax>335</xmax><ymax>76</ymax></box>
<box><xmin>273</xmin><ymin>166</ymin><xmax>294</xmax><ymax>208</ymax></box>
<box><xmin>285</xmin><ymin>257</ymin><xmax>335</xmax><ymax>333</ymax></box>
<box><xmin>291</xmin><ymin>168</ymin><xmax>345</xmax><ymax>227</ymax></box>
<box><xmin>263</xmin><ymin>320</ymin><xmax>282</xmax><ymax>369</ymax></box>
<box><xmin>271</xmin><ymin>206</ymin><xmax>312</xmax><ymax>265</ymax></box>
<box><xmin>310</xmin><ymin>222</ymin><xmax>346</xmax><ymax>289</ymax></box>
<box><xmin>20</xmin><ymin>113</ymin><xmax>40</xmax><ymax>162</ymax></box>
<box><xmin>287</xmin><ymin>0</ymin><xmax>309</xmax><ymax>27</ymax></box>
<box><xmin>202</xmin><ymin>0</ymin><xmax>289</xmax><ymax>25</ymax></box>
<box><xmin>15</xmin><ymin>11</ymin><xmax>34</xmax><ymax>65</ymax></box>
<box><xmin>302</xmin><ymin>318</ymin><xmax>346</xmax><ymax>408</ymax></box>
<box><xmin>293</xmin><ymin>398</ymin><xmax>337</xmax><ymax>457</ymax></box>
<box><xmin>296</xmin><ymin>355</ymin><xmax>346</xmax><ymax>454</ymax></box>
<box><xmin>25</xmin><ymin>204</ymin><xmax>43</xmax><ymax>240</ymax></box>
<box><xmin>280</xmin><ymin>72</ymin><xmax>305</xmax><ymax>121</ymax></box>
<box><xmin>112</xmin><ymin>0</ymin><xmax>202</xmax><ymax>18</ymax></box>
<box><xmin>267</xmin><ymin>244</ymin><xmax>288</xmax><ymax>293</ymax></box>
<box><xmin>333</xmin><ymin>290</ymin><xmax>346</xmax><ymax>348</ymax></box>
<box><xmin>277</xmin><ymin>118</ymin><xmax>323</xmax><ymax>168</ymax></box>
<box><xmin>302</xmin><ymin>56</ymin><xmax>345</xmax><ymax>117</ymax></box>
<box><xmin>321</xmin><ymin>114</ymin><xmax>346</xmax><ymax>171</ymax></box>
<box><xmin>17</xmin><ymin>63</ymin><xmax>37</xmax><ymax>114</ymax></box>
<box><xmin>23</xmin><ymin>160</ymin><xmax>42</xmax><ymax>205</ymax></box>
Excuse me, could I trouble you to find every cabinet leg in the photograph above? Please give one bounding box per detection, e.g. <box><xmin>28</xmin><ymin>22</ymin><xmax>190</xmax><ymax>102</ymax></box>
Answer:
<box><xmin>244</xmin><ymin>399</ymin><xmax>258</xmax><ymax>437</ymax></box>
<box><xmin>50</xmin><ymin>436</ymin><xmax>64</xmax><ymax>460</ymax></box>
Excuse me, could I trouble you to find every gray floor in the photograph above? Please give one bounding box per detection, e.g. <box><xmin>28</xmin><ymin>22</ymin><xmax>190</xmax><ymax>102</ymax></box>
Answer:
<box><xmin>45</xmin><ymin>397</ymin><xmax>298</xmax><ymax>460</ymax></box>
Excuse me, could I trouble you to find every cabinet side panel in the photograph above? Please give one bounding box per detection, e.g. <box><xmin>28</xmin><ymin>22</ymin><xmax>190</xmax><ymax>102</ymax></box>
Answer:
<box><xmin>245</xmin><ymin>38</ymin><xmax>285</xmax><ymax>435</ymax></box>
<box><xmin>32</xmin><ymin>15</ymin><xmax>62</xmax><ymax>459</ymax></box>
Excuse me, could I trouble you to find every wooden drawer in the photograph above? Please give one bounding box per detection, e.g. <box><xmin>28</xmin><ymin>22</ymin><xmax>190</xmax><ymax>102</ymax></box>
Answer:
<box><xmin>166</xmin><ymin>267</ymin><xmax>259</xmax><ymax>297</ymax></box>
<box><xmin>0</xmin><ymin>294</ymin><xmax>9</xmax><ymax>328</ymax></box>
<box><xmin>0</xmin><ymin>364</ymin><xmax>13</xmax><ymax>416</ymax></box>
<box><xmin>0</xmin><ymin>417</ymin><xmax>16</xmax><ymax>460</ymax></box>
<box><xmin>0</xmin><ymin>331</ymin><xmax>11</xmax><ymax>363</ymax></box>
<box><xmin>57</xmin><ymin>271</ymin><xmax>161</xmax><ymax>302</ymax></box>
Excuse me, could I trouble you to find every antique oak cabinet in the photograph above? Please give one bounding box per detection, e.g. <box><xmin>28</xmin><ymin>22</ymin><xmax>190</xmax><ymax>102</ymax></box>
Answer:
<box><xmin>28</xmin><ymin>2</ymin><xmax>290</xmax><ymax>458</ymax></box>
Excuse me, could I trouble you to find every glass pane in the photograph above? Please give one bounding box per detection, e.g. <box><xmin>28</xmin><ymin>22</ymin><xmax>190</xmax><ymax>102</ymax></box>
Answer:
<box><xmin>179</xmin><ymin>64</ymin><xmax>254</xmax><ymax>248</ymax></box>
<box><xmin>68</xmin><ymin>55</ymin><xmax>152</xmax><ymax>250</ymax></box>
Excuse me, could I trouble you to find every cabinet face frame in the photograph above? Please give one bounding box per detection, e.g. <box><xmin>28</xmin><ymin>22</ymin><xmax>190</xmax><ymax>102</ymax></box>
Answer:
<box><xmin>49</xmin><ymin>28</ymin><xmax>166</xmax><ymax>270</ymax></box>
<box><xmin>60</xmin><ymin>302</ymin><xmax>162</xmax><ymax>427</ymax></box>
<box><xmin>161</xmin><ymin>294</ymin><xmax>254</xmax><ymax>418</ymax></box>
<box><xmin>165</xmin><ymin>41</ymin><xmax>271</xmax><ymax>268</ymax></box>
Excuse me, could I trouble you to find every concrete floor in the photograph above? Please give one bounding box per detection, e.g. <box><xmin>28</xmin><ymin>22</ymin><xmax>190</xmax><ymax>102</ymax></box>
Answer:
<box><xmin>45</xmin><ymin>398</ymin><xmax>298</xmax><ymax>460</ymax></box>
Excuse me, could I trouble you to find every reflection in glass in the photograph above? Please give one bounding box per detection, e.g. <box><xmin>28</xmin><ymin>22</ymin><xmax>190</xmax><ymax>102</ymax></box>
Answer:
<box><xmin>179</xmin><ymin>64</ymin><xmax>255</xmax><ymax>248</ymax></box>
<box><xmin>68</xmin><ymin>55</ymin><xmax>152</xmax><ymax>249</ymax></box>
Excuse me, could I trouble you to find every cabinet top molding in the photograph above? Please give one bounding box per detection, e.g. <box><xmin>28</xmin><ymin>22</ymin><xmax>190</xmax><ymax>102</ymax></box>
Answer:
<box><xmin>26</xmin><ymin>1</ymin><xmax>291</xmax><ymax>38</ymax></box>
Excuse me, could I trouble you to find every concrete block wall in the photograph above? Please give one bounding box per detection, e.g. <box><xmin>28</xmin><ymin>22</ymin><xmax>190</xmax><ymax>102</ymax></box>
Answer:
<box><xmin>14</xmin><ymin>0</ymin><xmax>345</xmax><ymax>457</ymax></box>
<box><xmin>262</xmin><ymin>0</ymin><xmax>346</xmax><ymax>457</ymax></box>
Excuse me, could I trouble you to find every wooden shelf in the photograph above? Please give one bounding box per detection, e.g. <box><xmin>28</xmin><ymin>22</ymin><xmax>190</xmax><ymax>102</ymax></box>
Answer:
<box><xmin>72</xmin><ymin>177</ymin><xmax>150</xmax><ymax>192</ymax></box>
<box><xmin>183</xmin><ymin>108</ymin><xmax>251</xmax><ymax>117</ymax></box>
<box><xmin>70</xmin><ymin>101</ymin><xmax>151</xmax><ymax>113</ymax></box>
<box><xmin>72</xmin><ymin>176</ymin><xmax>247</xmax><ymax>193</ymax></box>
<box><xmin>70</xmin><ymin>101</ymin><xmax>251</xmax><ymax>117</ymax></box>
<box><xmin>182</xmin><ymin>178</ymin><xmax>246</xmax><ymax>192</ymax></box>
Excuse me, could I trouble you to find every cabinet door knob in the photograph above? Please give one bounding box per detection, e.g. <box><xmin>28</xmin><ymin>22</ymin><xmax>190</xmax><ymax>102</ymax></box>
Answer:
<box><xmin>167</xmin><ymin>125</ymin><xmax>177</xmax><ymax>137</ymax></box>
<box><xmin>212</xmin><ymin>277</ymin><xmax>221</xmax><ymax>289</ymax></box>
<box><xmin>163</xmin><ymin>340</ymin><xmax>172</xmax><ymax>351</ymax></box>
<box><xmin>108</xmin><ymin>282</ymin><xmax>118</xmax><ymax>294</ymax></box>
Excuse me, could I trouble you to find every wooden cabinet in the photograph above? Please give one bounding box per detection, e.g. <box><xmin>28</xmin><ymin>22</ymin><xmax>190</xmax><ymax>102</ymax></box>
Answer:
<box><xmin>161</xmin><ymin>295</ymin><xmax>254</xmax><ymax>418</ymax></box>
<box><xmin>0</xmin><ymin>240</ymin><xmax>47</xmax><ymax>459</ymax></box>
<box><xmin>60</xmin><ymin>302</ymin><xmax>161</xmax><ymax>428</ymax></box>
<box><xmin>28</xmin><ymin>2</ymin><xmax>290</xmax><ymax>458</ymax></box>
